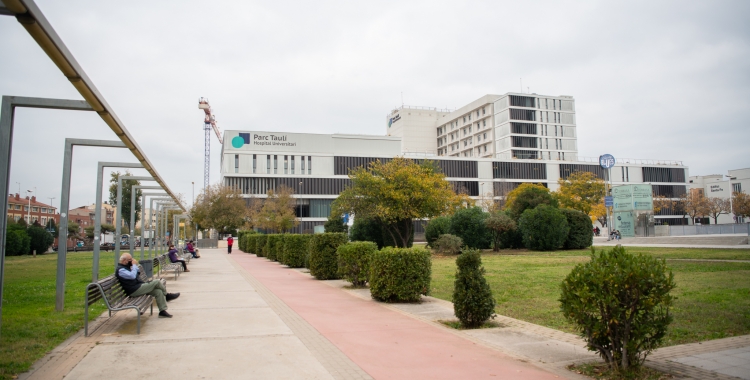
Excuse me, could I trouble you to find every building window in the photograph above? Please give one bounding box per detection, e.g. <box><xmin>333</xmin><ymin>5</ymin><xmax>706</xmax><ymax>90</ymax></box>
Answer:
<box><xmin>267</xmin><ymin>155</ymin><xmax>271</xmax><ymax>173</ymax></box>
<box><xmin>291</xmin><ymin>156</ymin><xmax>295</xmax><ymax>174</ymax></box>
<box><xmin>14</xmin><ymin>205</ymin><xmax>20</xmax><ymax>210</ymax></box>
<box><xmin>234</xmin><ymin>154</ymin><xmax>239</xmax><ymax>173</ymax></box>
<box><xmin>23</xmin><ymin>206</ymin><xmax>28</xmax><ymax>211</ymax></box>
<box><xmin>41</xmin><ymin>208</ymin><xmax>47</xmax><ymax>213</ymax></box>
<box><xmin>483</xmin><ymin>132</ymin><xmax>487</xmax><ymax>140</ymax></box>
<box><xmin>49</xmin><ymin>209</ymin><xmax>54</xmax><ymax>214</ymax></box>
<box><xmin>483</xmin><ymin>107</ymin><xmax>486</xmax><ymax>115</ymax></box>
<box><xmin>253</xmin><ymin>154</ymin><xmax>257</xmax><ymax>174</ymax></box>
<box><xmin>274</xmin><ymin>155</ymin><xmax>278</xmax><ymax>174</ymax></box>
<box><xmin>308</xmin><ymin>156</ymin><xmax>312</xmax><ymax>175</ymax></box>
<box><xmin>484</xmin><ymin>145</ymin><xmax>487</xmax><ymax>153</ymax></box>
<box><xmin>483</xmin><ymin>120</ymin><xmax>486</xmax><ymax>126</ymax></box>
<box><xmin>734</xmin><ymin>183</ymin><xmax>742</xmax><ymax>193</ymax></box>
<box><xmin>463</xmin><ymin>117</ymin><xmax>466</xmax><ymax>123</ymax></box>
<box><xmin>284</xmin><ymin>155</ymin><xmax>288</xmax><ymax>174</ymax></box>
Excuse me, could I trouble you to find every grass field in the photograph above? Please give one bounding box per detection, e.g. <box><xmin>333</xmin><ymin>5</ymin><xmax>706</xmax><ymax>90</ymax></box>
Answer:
<box><xmin>0</xmin><ymin>250</ymin><xmax>164</xmax><ymax>380</ymax></box>
<box><xmin>431</xmin><ymin>246</ymin><xmax>750</xmax><ymax>347</ymax></box>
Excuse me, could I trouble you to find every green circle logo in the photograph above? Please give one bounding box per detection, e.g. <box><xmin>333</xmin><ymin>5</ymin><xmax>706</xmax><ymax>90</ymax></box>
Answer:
<box><xmin>231</xmin><ymin>136</ymin><xmax>244</xmax><ymax>148</ymax></box>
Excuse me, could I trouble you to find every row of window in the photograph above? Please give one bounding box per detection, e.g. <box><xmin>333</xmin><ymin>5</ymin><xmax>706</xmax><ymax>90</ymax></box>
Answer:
<box><xmin>642</xmin><ymin>167</ymin><xmax>685</xmax><ymax>183</ymax></box>
<box><xmin>334</xmin><ymin>157</ymin><xmax>478</xmax><ymax>178</ymax></box>
<box><xmin>6</xmin><ymin>214</ymin><xmax>54</xmax><ymax>224</ymax></box>
<box><xmin>6</xmin><ymin>204</ymin><xmax>55</xmax><ymax>213</ymax></box>
<box><xmin>559</xmin><ymin>164</ymin><xmax>608</xmax><ymax>180</ymax></box>
<box><xmin>493</xmin><ymin>162</ymin><xmax>547</xmax><ymax>180</ymax></box>
<box><xmin>225</xmin><ymin>177</ymin><xmax>351</xmax><ymax>195</ymax></box>
<box><xmin>235</xmin><ymin>154</ymin><xmax>313</xmax><ymax>175</ymax></box>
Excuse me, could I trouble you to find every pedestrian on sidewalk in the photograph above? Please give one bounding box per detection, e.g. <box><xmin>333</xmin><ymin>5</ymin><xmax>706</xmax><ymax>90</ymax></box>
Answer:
<box><xmin>115</xmin><ymin>253</ymin><xmax>180</xmax><ymax>318</ymax></box>
<box><xmin>168</xmin><ymin>245</ymin><xmax>190</xmax><ymax>272</ymax></box>
<box><xmin>227</xmin><ymin>235</ymin><xmax>233</xmax><ymax>254</ymax></box>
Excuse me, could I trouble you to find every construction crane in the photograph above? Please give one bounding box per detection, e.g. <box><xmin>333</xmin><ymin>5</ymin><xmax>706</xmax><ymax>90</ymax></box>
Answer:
<box><xmin>198</xmin><ymin>98</ymin><xmax>223</xmax><ymax>192</ymax></box>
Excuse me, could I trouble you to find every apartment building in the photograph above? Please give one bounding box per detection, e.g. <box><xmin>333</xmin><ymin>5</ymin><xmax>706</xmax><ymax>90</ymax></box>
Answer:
<box><xmin>6</xmin><ymin>193</ymin><xmax>59</xmax><ymax>226</ymax></box>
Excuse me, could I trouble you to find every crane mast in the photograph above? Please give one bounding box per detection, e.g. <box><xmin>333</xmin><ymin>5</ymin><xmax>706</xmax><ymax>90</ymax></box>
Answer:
<box><xmin>198</xmin><ymin>98</ymin><xmax>223</xmax><ymax>192</ymax></box>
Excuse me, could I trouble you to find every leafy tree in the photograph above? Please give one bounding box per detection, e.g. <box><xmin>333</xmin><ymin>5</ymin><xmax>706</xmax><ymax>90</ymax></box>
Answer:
<box><xmin>191</xmin><ymin>184</ymin><xmax>247</xmax><ymax>234</ymax></box>
<box><xmin>560</xmin><ymin>246</ymin><xmax>675</xmax><ymax>372</ymax></box>
<box><xmin>484</xmin><ymin>211</ymin><xmax>516</xmax><ymax>252</ymax></box>
<box><xmin>733</xmin><ymin>191</ymin><xmax>750</xmax><ymax>220</ymax></box>
<box><xmin>425</xmin><ymin>216</ymin><xmax>451</xmax><ymax>248</ymax></box>
<box><xmin>683</xmin><ymin>191</ymin><xmax>709</xmax><ymax>224</ymax></box>
<box><xmin>705</xmin><ymin>197</ymin><xmax>731</xmax><ymax>224</ymax></box>
<box><xmin>108</xmin><ymin>171</ymin><xmax>142</xmax><ymax>230</ymax></box>
<box><xmin>84</xmin><ymin>226</ymin><xmax>95</xmax><ymax>243</ymax></box>
<box><xmin>324</xmin><ymin>214</ymin><xmax>348</xmax><ymax>233</ymax></box>
<box><xmin>453</xmin><ymin>249</ymin><xmax>496</xmax><ymax>328</ymax></box>
<box><xmin>45</xmin><ymin>218</ymin><xmax>58</xmax><ymax>235</ymax></box>
<box><xmin>518</xmin><ymin>204</ymin><xmax>569</xmax><ymax>251</ymax></box>
<box><xmin>449</xmin><ymin>207</ymin><xmax>490</xmax><ymax>249</ymax></box>
<box><xmin>590</xmin><ymin>202</ymin><xmax>607</xmax><ymax>227</ymax></box>
<box><xmin>5</xmin><ymin>221</ymin><xmax>30</xmax><ymax>256</ymax></box>
<box><xmin>349</xmin><ymin>217</ymin><xmax>383</xmax><ymax>247</ymax></box>
<box><xmin>560</xmin><ymin>208</ymin><xmax>593</xmax><ymax>249</ymax></box>
<box><xmin>67</xmin><ymin>221</ymin><xmax>81</xmax><ymax>240</ymax></box>
<box><xmin>333</xmin><ymin>157</ymin><xmax>466</xmax><ymax>248</ymax></box>
<box><xmin>555</xmin><ymin>172</ymin><xmax>605</xmax><ymax>217</ymax></box>
<box><xmin>254</xmin><ymin>186</ymin><xmax>298</xmax><ymax>233</ymax></box>
<box><xmin>504</xmin><ymin>183</ymin><xmax>558</xmax><ymax>219</ymax></box>
<box><xmin>27</xmin><ymin>225</ymin><xmax>54</xmax><ymax>254</ymax></box>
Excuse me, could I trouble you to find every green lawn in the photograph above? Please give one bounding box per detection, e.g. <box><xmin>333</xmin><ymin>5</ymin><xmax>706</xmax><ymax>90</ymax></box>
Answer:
<box><xmin>431</xmin><ymin>247</ymin><xmax>750</xmax><ymax>347</ymax></box>
<box><xmin>0</xmin><ymin>251</ymin><xmax>138</xmax><ymax>380</ymax></box>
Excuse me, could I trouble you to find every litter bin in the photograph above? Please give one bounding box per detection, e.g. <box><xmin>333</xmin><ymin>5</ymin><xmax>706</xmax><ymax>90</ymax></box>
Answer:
<box><xmin>140</xmin><ymin>260</ymin><xmax>154</xmax><ymax>280</ymax></box>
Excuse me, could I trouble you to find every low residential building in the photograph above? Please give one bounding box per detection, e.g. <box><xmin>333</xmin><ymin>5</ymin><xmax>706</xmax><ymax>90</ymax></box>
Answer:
<box><xmin>6</xmin><ymin>193</ymin><xmax>59</xmax><ymax>226</ymax></box>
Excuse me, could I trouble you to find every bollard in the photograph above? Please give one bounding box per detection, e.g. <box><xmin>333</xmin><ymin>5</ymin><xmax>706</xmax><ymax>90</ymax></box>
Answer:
<box><xmin>33</xmin><ymin>250</ymin><xmax>36</xmax><ymax>257</ymax></box>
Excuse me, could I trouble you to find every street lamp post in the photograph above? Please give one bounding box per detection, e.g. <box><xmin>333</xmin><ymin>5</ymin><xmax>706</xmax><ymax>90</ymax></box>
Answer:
<box><xmin>26</xmin><ymin>189</ymin><xmax>33</xmax><ymax>225</ymax></box>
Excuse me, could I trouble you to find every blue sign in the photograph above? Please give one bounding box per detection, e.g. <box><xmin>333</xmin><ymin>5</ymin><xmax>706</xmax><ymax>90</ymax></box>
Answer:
<box><xmin>599</xmin><ymin>154</ymin><xmax>616</xmax><ymax>169</ymax></box>
<box><xmin>605</xmin><ymin>196</ymin><xmax>613</xmax><ymax>207</ymax></box>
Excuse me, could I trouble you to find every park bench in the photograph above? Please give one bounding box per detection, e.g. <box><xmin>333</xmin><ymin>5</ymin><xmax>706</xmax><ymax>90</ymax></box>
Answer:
<box><xmin>156</xmin><ymin>254</ymin><xmax>182</xmax><ymax>281</ymax></box>
<box><xmin>84</xmin><ymin>264</ymin><xmax>165</xmax><ymax>336</ymax></box>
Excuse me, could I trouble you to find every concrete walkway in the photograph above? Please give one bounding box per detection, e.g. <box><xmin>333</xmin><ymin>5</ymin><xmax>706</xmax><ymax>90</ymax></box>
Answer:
<box><xmin>19</xmin><ymin>248</ymin><xmax>750</xmax><ymax>379</ymax></box>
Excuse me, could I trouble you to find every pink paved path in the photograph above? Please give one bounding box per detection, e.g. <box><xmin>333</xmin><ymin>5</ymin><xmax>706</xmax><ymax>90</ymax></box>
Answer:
<box><xmin>230</xmin><ymin>252</ymin><xmax>561</xmax><ymax>380</ymax></box>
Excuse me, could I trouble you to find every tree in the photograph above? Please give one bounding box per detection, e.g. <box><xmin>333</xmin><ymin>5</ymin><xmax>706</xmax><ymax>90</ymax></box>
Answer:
<box><xmin>5</xmin><ymin>221</ymin><xmax>30</xmax><ymax>256</ymax></box>
<box><xmin>683</xmin><ymin>191</ymin><xmax>709</xmax><ymax>224</ymax></box>
<box><xmin>733</xmin><ymin>191</ymin><xmax>750</xmax><ymax>220</ymax></box>
<box><xmin>108</xmin><ymin>171</ymin><xmax>142</xmax><ymax>229</ymax></box>
<box><xmin>590</xmin><ymin>202</ymin><xmax>607</xmax><ymax>227</ymax></box>
<box><xmin>504</xmin><ymin>183</ymin><xmax>558</xmax><ymax>219</ymax></box>
<box><xmin>453</xmin><ymin>249</ymin><xmax>496</xmax><ymax>328</ymax></box>
<box><xmin>67</xmin><ymin>221</ymin><xmax>81</xmax><ymax>240</ymax></box>
<box><xmin>324</xmin><ymin>214</ymin><xmax>348</xmax><ymax>233</ymax></box>
<box><xmin>27</xmin><ymin>225</ymin><xmax>54</xmax><ymax>254</ymax></box>
<box><xmin>332</xmin><ymin>157</ymin><xmax>466</xmax><ymax>248</ymax></box>
<box><xmin>555</xmin><ymin>172</ymin><xmax>605</xmax><ymax>217</ymax></box>
<box><xmin>256</xmin><ymin>186</ymin><xmax>299</xmax><ymax>233</ymax></box>
<box><xmin>449</xmin><ymin>207</ymin><xmax>491</xmax><ymax>249</ymax></box>
<box><xmin>191</xmin><ymin>184</ymin><xmax>247</xmax><ymax>235</ymax></box>
<box><xmin>518</xmin><ymin>204</ymin><xmax>569</xmax><ymax>251</ymax></box>
<box><xmin>84</xmin><ymin>226</ymin><xmax>95</xmax><ymax>243</ymax></box>
<box><xmin>45</xmin><ymin>218</ymin><xmax>58</xmax><ymax>235</ymax></box>
<box><xmin>705</xmin><ymin>197</ymin><xmax>731</xmax><ymax>224</ymax></box>
<box><xmin>484</xmin><ymin>211</ymin><xmax>516</xmax><ymax>252</ymax></box>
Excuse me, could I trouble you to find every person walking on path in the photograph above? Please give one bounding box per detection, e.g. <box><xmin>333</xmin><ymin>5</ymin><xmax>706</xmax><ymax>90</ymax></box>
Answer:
<box><xmin>115</xmin><ymin>253</ymin><xmax>180</xmax><ymax>318</ymax></box>
<box><xmin>227</xmin><ymin>235</ymin><xmax>233</xmax><ymax>254</ymax></box>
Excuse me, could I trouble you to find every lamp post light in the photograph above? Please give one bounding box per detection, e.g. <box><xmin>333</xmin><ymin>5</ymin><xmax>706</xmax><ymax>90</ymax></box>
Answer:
<box><xmin>26</xmin><ymin>189</ymin><xmax>33</xmax><ymax>225</ymax></box>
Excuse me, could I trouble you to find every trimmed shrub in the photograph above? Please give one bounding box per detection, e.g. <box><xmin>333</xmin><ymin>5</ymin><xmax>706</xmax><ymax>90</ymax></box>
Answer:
<box><xmin>337</xmin><ymin>241</ymin><xmax>377</xmax><ymax>286</ymax></box>
<box><xmin>283</xmin><ymin>234</ymin><xmax>312</xmax><ymax>268</ymax></box>
<box><xmin>560</xmin><ymin>208</ymin><xmax>593</xmax><ymax>249</ymax></box>
<box><xmin>560</xmin><ymin>246</ymin><xmax>676</xmax><ymax>371</ymax></box>
<box><xmin>432</xmin><ymin>234</ymin><xmax>462</xmax><ymax>255</ymax></box>
<box><xmin>505</xmin><ymin>183</ymin><xmax>558</xmax><ymax>219</ymax></box>
<box><xmin>425</xmin><ymin>216</ymin><xmax>450</xmax><ymax>248</ymax></box>
<box><xmin>255</xmin><ymin>234</ymin><xmax>268</xmax><ymax>257</ymax></box>
<box><xmin>324</xmin><ymin>215</ymin><xmax>348</xmax><ymax>233</ymax></box>
<box><xmin>369</xmin><ymin>247</ymin><xmax>431</xmax><ymax>302</ymax></box>
<box><xmin>245</xmin><ymin>234</ymin><xmax>258</xmax><ymax>254</ymax></box>
<box><xmin>484</xmin><ymin>211</ymin><xmax>517</xmax><ymax>251</ymax></box>
<box><xmin>518</xmin><ymin>204</ymin><xmax>569</xmax><ymax>251</ymax></box>
<box><xmin>449</xmin><ymin>207</ymin><xmax>490</xmax><ymax>249</ymax></box>
<box><xmin>309</xmin><ymin>233</ymin><xmax>348</xmax><ymax>280</ymax></box>
<box><xmin>5</xmin><ymin>222</ymin><xmax>30</xmax><ymax>256</ymax></box>
<box><xmin>349</xmin><ymin>218</ymin><xmax>384</xmax><ymax>248</ymax></box>
<box><xmin>453</xmin><ymin>249</ymin><xmax>496</xmax><ymax>328</ymax></box>
<box><xmin>266</xmin><ymin>234</ymin><xmax>283</xmax><ymax>261</ymax></box>
<box><xmin>27</xmin><ymin>225</ymin><xmax>53</xmax><ymax>254</ymax></box>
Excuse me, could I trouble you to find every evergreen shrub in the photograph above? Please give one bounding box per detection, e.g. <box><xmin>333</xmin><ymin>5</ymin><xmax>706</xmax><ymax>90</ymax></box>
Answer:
<box><xmin>337</xmin><ymin>241</ymin><xmax>377</xmax><ymax>286</ymax></box>
<box><xmin>449</xmin><ymin>207</ymin><xmax>490</xmax><ymax>249</ymax></box>
<box><xmin>255</xmin><ymin>234</ymin><xmax>268</xmax><ymax>257</ymax></box>
<box><xmin>425</xmin><ymin>216</ymin><xmax>450</xmax><ymax>248</ymax></box>
<box><xmin>349</xmin><ymin>218</ymin><xmax>384</xmax><ymax>248</ymax></box>
<box><xmin>266</xmin><ymin>234</ymin><xmax>282</xmax><ymax>261</ymax></box>
<box><xmin>27</xmin><ymin>226</ymin><xmax>54</xmax><ymax>254</ymax></box>
<box><xmin>432</xmin><ymin>234</ymin><xmax>463</xmax><ymax>255</ymax></box>
<box><xmin>309</xmin><ymin>233</ymin><xmax>348</xmax><ymax>280</ymax></box>
<box><xmin>5</xmin><ymin>222</ymin><xmax>30</xmax><ymax>256</ymax></box>
<box><xmin>245</xmin><ymin>234</ymin><xmax>258</xmax><ymax>254</ymax></box>
<box><xmin>560</xmin><ymin>246</ymin><xmax>676</xmax><ymax>371</ymax></box>
<box><xmin>453</xmin><ymin>249</ymin><xmax>496</xmax><ymax>328</ymax></box>
<box><xmin>518</xmin><ymin>204</ymin><xmax>569</xmax><ymax>251</ymax></box>
<box><xmin>560</xmin><ymin>208</ymin><xmax>593</xmax><ymax>249</ymax></box>
<box><xmin>283</xmin><ymin>234</ymin><xmax>312</xmax><ymax>268</ymax></box>
<box><xmin>369</xmin><ymin>247</ymin><xmax>431</xmax><ymax>302</ymax></box>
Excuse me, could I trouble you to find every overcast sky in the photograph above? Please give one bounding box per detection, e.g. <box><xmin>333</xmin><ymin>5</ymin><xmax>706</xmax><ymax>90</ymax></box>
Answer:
<box><xmin>1</xmin><ymin>0</ymin><xmax>748</xmax><ymax>211</ymax></box>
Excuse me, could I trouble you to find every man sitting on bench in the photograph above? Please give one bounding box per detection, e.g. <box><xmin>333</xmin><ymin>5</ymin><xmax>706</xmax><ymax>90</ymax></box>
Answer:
<box><xmin>116</xmin><ymin>253</ymin><xmax>180</xmax><ymax>318</ymax></box>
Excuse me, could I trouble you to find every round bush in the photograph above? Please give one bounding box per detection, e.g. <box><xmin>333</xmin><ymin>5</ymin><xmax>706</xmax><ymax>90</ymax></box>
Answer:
<box><xmin>449</xmin><ymin>207</ymin><xmax>490</xmax><ymax>249</ymax></box>
<box><xmin>266</xmin><ymin>234</ymin><xmax>283</xmax><ymax>261</ymax></box>
<box><xmin>349</xmin><ymin>218</ymin><xmax>384</xmax><ymax>248</ymax></box>
<box><xmin>337</xmin><ymin>241</ymin><xmax>377</xmax><ymax>286</ymax></box>
<box><xmin>283</xmin><ymin>234</ymin><xmax>312</xmax><ymax>268</ymax></box>
<box><xmin>484</xmin><ymin>211</ymin><xmax>516</xmax><ymax>252</ymax></box>
<box><xmin>5</xmin><ymin>223</ymin><xmax>30</xmax><ymax>256</ymax></box>
<box><xmin>518</xmin><ymin>204</ymin><xmax>569</xmax><ymax>251</ymax></box>
<box><xmin>560</xmin><ymin>246</ymin><xmax>675</xmax><ymax>371</ymax></box>
<box><xmin>309</xmin><ymin>233</ymin><xmax>348</xmax><ymax>280</ymax></box>
<box><xmin>560</xmin><ymin>208</ymin><xmax>593</xmax><ymax>249</ymax></box>
<box><xmin>255</xmin><ymin>234</ymin><xmax>268</xmax><ymax>257</ymax></box>
<box><xmin>425</xmin><ymin>216</ymin><xmax>450</xmax><ymax>248</ymax></box>
<box><xmin>369</xmin><ymin>247</ymin><xmax>431</xmax><ymax>302</ymax></box>
<box><xmin>453</xmin><ymin>249</ymin><xmax>496</xmax><ymax>328</ymax></box>
<box><xmin>27</xmin><ymin>225</ymin><xmax>53</xmax><ymax>254</ymax></box>
<box><xmin>432</xmin><ymin>234</ymin><xmax>462</xmax><ymax>255</ymax></box>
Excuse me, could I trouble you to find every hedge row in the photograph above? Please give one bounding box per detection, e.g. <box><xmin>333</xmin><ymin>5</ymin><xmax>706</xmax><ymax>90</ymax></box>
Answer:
<box><xmin>239</xmin><ymin>232</ymin><xmax>433</xmax><ymax>303</ymax></box>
